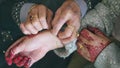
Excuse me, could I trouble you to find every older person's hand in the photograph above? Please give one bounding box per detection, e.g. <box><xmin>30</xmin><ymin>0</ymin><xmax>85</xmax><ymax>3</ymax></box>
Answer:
<box><xmin>51</xmin><ymin>0</ymin><xmax>81</xmax><ymax>44</ymax></box>
<box><xmin>5</xmin><ymin>31</ymin><xmax>63</xmax><ymax>68</ymax></box>
<box><xmin>77</xmin><ymin>27</ymin><xmax>111</xmax><ymax>62</ymax></box>
<box><xmin>20</xmin><ymin>4</ymin><xmax>53</xmax><ymax>35</ymax></box>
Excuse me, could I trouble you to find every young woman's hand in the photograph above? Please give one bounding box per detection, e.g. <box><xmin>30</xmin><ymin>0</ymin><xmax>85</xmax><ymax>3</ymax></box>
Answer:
<box><xmin>5</xmin><ymin>31</ymin><xmax>63</xmax><ymax>68</ymax></box>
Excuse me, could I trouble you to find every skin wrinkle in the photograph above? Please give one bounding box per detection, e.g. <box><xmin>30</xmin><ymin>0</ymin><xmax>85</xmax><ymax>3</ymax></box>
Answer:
<box><xmin>80</xmin><ymin>29</ymin><xmax>94</xmax><ymax>41</ymax></box>
<box><xmin>24</xmin><ymin>58</ymin><xmax>31</xmax><ymax>68</ymax></box>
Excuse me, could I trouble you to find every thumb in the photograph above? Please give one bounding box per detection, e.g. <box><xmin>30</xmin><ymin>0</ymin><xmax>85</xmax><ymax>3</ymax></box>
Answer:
<box><xmin>5</xmin><ymin>37</ymin><xmax>25</xmax><ymax>58</ymax></box>
<box><xmin>11</xmin><ymin>42</ymin><xmax>25</xmax><ymax>56</ymax></box>
<box><xmin>5</xmin><ymin>37</ymin><xmax>25</xmax><ymax>66</ymax></box>
<box><xmin>51</xmin><ymin>11</ymin><xmax>70</xmax><ymax>36</ymax></box>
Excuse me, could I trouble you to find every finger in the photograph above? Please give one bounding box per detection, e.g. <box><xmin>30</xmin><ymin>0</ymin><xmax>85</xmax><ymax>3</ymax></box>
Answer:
<box><xmin>76</xmin><ymin>40</ymin><xmax>90</xmax><ymax>61</ymax></box>
<box><xmin>5</xmin><ymin>50</ymin><xmax>14</xmax><ymax>66</ymax></box>
<box><xmin>51</xmin><ymin>10</ymin><xmax>71</xmax><ymax>35</ymax></box>
<box><xmin>5</xmin><ymin>37</ymin><xmax>24</xmax><ymax>66</ymax></box>
<box><xmin>5</xmin><ymin>37</ymin><xmax>25</xmax><ymax>57</ymax></box>
<box><xmin>16</xmin><ymin>56</ymin><xmax>28</xmax><ymax>67</ymax></box>
<box><xmin>80</xmin><ymin>29</ymin><xmax>106</xmax><ymax>46</ymax></box>
<box><xmin>87</xmin><ymin>26</ymin><xmax>111</xmax><ymax>42</ymax></box>
<box><xmin>24</xmin><ymin>58</ymin><xmax>32</xmax><ymax>68</ymax></box>
<box><xmin>60</xmin><ymin>29</ymin><xmax>77</xmax><ymax>44</ymax></box>
<box><xmin>25</xmin><ymin>12</ymin><xmax>39</xmax><ymax>34</ymax></box>
<box><xmin>58</xmin><ymin>18</ymin><xmax>76</xmax><ymax>39</ymax></box>
<box><xmin>46</xmin><ymin>9</ymin><xmax>53</xmax><ymax>29</ymax></box>
<box><xmin>25</xmin><ymin>48</ymin><xmax>48</xmax><ymax>67</ymax></box>
<box><xmin>58</xmin><ymin>24</ymin><xmax>74</xmax><ymax>39</ymax></box>
<box><xmin>80</xmin><ymin>29</ymin><xmax>97</xmax><ymax>41</ymax></box>
<box><xmin>13</xmin><ymin>54</ymin><xmax>23</xmax><ymax>64</ymax></box>
<box><xmin>38</xmin><ymin>6</ymin><xmax>48</xmax><ymax>29</ymax></box>
<box><xmin>20</xmin><ymin>23</ymin><xmax>31</xmax><ymax>35</ymax></box>
<box><xmin>51</xmin><ymin>9</ymin><xmax>61</xmax><ymax>26</ymax></box>
<box><xmin>31</xmin><ymin>14</ymin><xmax>43</xmax><ymax>31</ymax></box>
<box><xmin>24</xmin><ymin>20</ymin><xmax>38</xmax><ymax>34</ymax></box>
<box><xmin>77</xmin><ymin>35</ymin><xmax>90</xmax><ymax>46</ymax></box>
<box><xmin>11</xmin><ymin>42</ymin><xmax>26</xmax><ymax>56</ymax></box>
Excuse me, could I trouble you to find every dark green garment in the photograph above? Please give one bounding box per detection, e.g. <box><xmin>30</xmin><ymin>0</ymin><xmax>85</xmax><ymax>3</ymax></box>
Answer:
<box><xmin>67</xmin><ymin>52</ymin><xmax>92</xmax><ymax>68</ymax></box>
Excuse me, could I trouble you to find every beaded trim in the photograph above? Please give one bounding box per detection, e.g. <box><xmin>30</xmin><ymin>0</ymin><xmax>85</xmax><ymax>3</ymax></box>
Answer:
<box><xmin>85</xmin><ymin>0</ymin><xmax>92</xmax><ymax>10</ymax></box>
<box><xmin>11</xmin><ymin>1</ymin><xmax>26</xmax><ymax>26</ymax></box>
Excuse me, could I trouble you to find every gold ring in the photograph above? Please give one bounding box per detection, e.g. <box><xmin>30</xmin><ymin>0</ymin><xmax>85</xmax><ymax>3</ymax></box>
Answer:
<box><xmin>30</xmin><ymin>15</ymin><xmax>38</xmax><ymax>19</ymax></box>
<box><xmin>76</xmin><ymin>32</ymin><xmax>79</xmax><ymax>37</ymax></box>
<box><xmin>79</xmin><ymin>44</ymin><xmax>83</xmax><ymax>49</ymax></box>
<box><xmin>29</xmin><ymin>15</ymin><xmax>34</xmax><ymax>20</ymax></box>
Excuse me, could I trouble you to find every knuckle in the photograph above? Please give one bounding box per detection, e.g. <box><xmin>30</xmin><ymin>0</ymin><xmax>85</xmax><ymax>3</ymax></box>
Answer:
<box><xmin>60</xmin><ymin>16</ymin><xmax>65</xmax><ymax>21</ymax></box>
<box><xmin>49</xmin><ymin>10</ymin><xmax>53</xmax><ymax>16</ymax></box>
<box><xmin>32</xmin><ymin>21</ymin><xmax>39</xmax><ymax>25</ymax></box>
<box><xmin>39</xmin><ymin>17</ymin><xmax>45</xmax><ymax>21</ymax></box>
<box><xmin>32</xmin><ymin>19</ymin><xmax>39</xmax><ymax>24</ymax></box>
<box><xmin>25</xmin><ymin>23</ymin><xmax>32</xmax><ymax>28</ymax></box>
<box><xmin>55</xmin><ymin>9</ymin><xmax>61</xmax><ymax>15</ymax></box>
<box><xmin>64</xmin><ymin>32</ymin><xmax>71</xmax><ymax>38</ymax></box>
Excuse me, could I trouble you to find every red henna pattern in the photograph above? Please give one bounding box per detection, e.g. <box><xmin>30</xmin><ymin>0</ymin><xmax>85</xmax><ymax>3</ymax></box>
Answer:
<box><xmin>87</xmin><ymin>26</ymin><xmax>105</xmax><ymax>35</ymax></box>
<box><xmin>17</xmin><ymin>56</ymin><xmax>28</xmax><ymax>67</ymax></box>
<box><xmin>13</xmin><ymin>54</ymin><xmax>23</xmax><ymax>64</ymax></box>
<box><xmin>9</xmin><ymin>50</ymin><xmax>14</xmax><ymax>59</ymax></box>
<box><xmin>80</xmin><ymin>29</ymin><xmax>94</xmax><ymax>41</ymax></box>
<box><xmin>5</xmin><ymin>49</ymin><xmax>15</xmax><ymax>66</ymax></box>
<box><xmin>24</xmin><ymin>58</ymin><xmax>31</xmax><ymax>68</ymax></box>
<box><xmin>85</xmin><ymin>43</ymin><xmax>107</xmax><ymax>62</ymax></box>
<box><xmin>77</xmin><ymin>27</ymin><xmax>111</xmax><ymax>62</ymax></box>
<box><xmin>5</xmin><ymin>57</ymin><xmax>12</xmax><ymax>66</ymax></box>
<box><xmin>77</xmin><ymin>40</ymin><xmax>110</xmax><ymax>62</ymax></box>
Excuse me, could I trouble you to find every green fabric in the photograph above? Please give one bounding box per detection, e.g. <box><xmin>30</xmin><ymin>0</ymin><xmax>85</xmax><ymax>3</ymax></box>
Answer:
<box><xmin>67</xmin><ymin>52</ymin><xmax>91</xmax><ymax>68</ymax></box>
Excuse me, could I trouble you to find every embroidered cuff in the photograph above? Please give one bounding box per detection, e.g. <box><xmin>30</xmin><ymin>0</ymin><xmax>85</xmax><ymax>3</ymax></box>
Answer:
<box><xmin>54</xmin><ymin>39</ymin><xmax>77</xmax><ymax>58</ymax></box>
<box><xmin>20</xmin><ymin>3</ymin><xmax>35</xmax><ymax>22</ymax></box>
<box><xmin>75</xmin><ymin>0</ymin><xmax>88</xmax><ymax>17</ymax></box>
<box><xmin>12</xmin><ymin>1</ymin><xmax>26</xmax><ymax>26</ymax></box>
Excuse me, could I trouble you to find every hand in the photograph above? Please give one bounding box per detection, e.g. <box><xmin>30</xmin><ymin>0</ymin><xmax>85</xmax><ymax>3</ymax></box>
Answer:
<box><xmin>51</xmin><ymin>0</ymin><xmax>81</xmax><ymax>44</ymax></box>
<box><xmin>5</xmin><ymin>31</ymin><xmax>63</xmax><ymax>68</ymax></box>
<box><xmin>76</xmin><ymin>27</ymin><xmax>111</xmax><ymax>62</ymax></box>
<box><xmin>20</xmin><ymin>4</ymin><xmax>53</xmax><ymax>35</ymax></box>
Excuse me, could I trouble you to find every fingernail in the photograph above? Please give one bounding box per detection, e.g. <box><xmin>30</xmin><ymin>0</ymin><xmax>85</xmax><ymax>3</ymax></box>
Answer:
<box><xmin>13</xmin><ymin>55</ymin><xmax>22</xmax><ymax>63</ymax></box>
<box><xmin>9</xmin><ymin>50</ymin><xmax>14</xmax><ymax>59</ymax></box>
<box><xmin>18</xmin><ymin>56</ymin><xmax>29</xmax><ymax>67</ymax></box>
<box><xmin>24</xmin><ymin>58</ymin><xmax>31</xmax><ymax>68</ymax></box>
<box><xmin>5</xmin><ymin>57</ymin><xmax>12</xmax><ymax>66</ymax></box>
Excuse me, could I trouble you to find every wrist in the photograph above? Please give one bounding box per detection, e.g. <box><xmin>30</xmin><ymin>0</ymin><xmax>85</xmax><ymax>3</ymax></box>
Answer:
<box><xmin>76</xmin><ymin>31</ymin><xmax>111</xmax><ymax>62</ymax></box>
<box><xmin>37</xmin><ymin>30</ymin><xmax>63</xmax><ymax>50</ymax></box>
